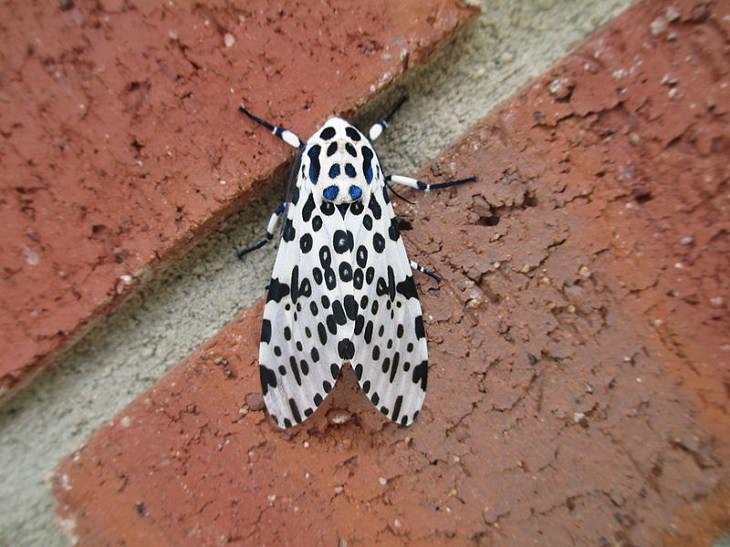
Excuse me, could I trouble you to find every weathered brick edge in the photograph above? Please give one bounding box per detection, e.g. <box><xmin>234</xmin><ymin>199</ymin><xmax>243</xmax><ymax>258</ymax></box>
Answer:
<box><xmin>0</xmin><ymin>0</ymin><xmax>479</xmax><ymax>402</ymax></box>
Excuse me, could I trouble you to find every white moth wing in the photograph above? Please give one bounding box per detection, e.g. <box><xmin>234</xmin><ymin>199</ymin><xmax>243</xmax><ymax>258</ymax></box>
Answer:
<box><xmin>349</xmin><ymin>186</ymin><xmax>428</xmax><ymax>426</ymax></box>
<box><xmin>259</xmin><ymin>187</ymin><xmax>351</xmax><ymax>429</ymax></box>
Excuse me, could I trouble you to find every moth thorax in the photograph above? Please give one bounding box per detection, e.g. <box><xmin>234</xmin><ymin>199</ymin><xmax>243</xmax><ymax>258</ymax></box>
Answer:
<box><xmin>304</xmin><ymin>117</ymin><xmax>376</xmax><ymax>205</ymax></box>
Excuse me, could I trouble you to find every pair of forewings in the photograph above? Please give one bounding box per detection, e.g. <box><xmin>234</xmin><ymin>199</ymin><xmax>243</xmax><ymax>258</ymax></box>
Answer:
<box><xmin>258</xmin><ymin>164</ymin><xmax>427</xmax><ymax>428</ymax></box>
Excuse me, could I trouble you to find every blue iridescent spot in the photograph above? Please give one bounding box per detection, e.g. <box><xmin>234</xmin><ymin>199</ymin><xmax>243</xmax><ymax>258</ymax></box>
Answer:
<box><xmin>349</xmin><ymin>186</ymin><xmax>362</xmax><ymax>200</ymax></box>
<box><xmin>323</xmin><ymin>185</ymin><xmax>339</xmax><ymax>201</ymax></box>
<box><xmin>328</xmin><ymin>164</ymin><xmax>340</xmax><ymax>178</ymax></box>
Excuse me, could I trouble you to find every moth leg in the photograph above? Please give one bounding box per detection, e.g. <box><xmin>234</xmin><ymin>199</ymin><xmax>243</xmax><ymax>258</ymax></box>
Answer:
<box><xmin>410</xmin><ymin>259</ymin><xmax>442</xmax><ymax>283</ymax></box>
<box><xmin>237</xmin><ymin>202</ymin><xmax>287</xmax><ymax>259</ymax></box>
<box><xmin>367</xmin><ymin>96</ymin><xmax>407</xmax><ymax>141</ymax></box>
<box><xmin>386</xmin><ymin>174</ymin><xmax>477</xmax><ymax>192</ymax></box>
<box><xmin>239</xmin><ymin>105</ymin><xmax>302</xmax><ymax>149</ymax></box>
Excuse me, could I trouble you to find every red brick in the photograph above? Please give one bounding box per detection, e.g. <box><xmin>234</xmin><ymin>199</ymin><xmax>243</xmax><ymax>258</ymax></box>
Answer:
<box><xmin>54</xmin><ymin>1</ymin><xmax>730</xmax><ymax>545</ymax></box>
<box><xmin>0</xmin><ymin>0</ymin><xmax>477</xmax><ymax>399</ymax></box>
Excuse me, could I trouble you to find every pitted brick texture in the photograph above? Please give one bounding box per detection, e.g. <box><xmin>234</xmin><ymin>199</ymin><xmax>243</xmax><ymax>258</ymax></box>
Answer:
<box><xmin>0</xmin><ymin>0</ymin><xmax>477</xmax><ymax>399</ymax></box>
<box><xmin>54</xmin><ymin>1</ymin><xmax>730</xmax><ymax>545</ymax></box>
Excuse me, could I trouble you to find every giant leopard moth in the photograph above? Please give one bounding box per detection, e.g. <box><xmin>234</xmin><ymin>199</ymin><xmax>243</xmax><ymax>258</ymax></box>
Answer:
<box><xmin>238</xmin><ymin>98</ymin><xmax>475</xmax><ymax>429</ymax></box>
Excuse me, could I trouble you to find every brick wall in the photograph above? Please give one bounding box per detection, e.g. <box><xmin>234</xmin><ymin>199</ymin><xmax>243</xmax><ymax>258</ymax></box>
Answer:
<box><xmin>2</xmin><ymin>0</ymin><xmax>729</xmax><ymax>545</ymax></box>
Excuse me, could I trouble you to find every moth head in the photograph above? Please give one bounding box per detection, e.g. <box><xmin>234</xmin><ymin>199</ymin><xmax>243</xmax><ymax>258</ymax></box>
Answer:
<box><xmin>301</xmin><ymin>117</ymin><xmax>380</xmax><ymax>205</ymax></box>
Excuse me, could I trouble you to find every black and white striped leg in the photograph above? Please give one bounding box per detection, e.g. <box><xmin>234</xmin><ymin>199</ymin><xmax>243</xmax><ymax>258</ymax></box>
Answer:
<box><xmin>239</xmin><ymin>105</ymin><xmax>302</xmax><ymax>149</ymax></box>
<box><xmin>237</xmin><ymin>202</ymin><xmax>287</xmax><ymax>259</ymax></box>
<box><xmin>410</xmin><ymin>260</ymin><xmax>442</xmax><ymax>283</ymax></box>
<box><xmin>387</xmin><ymin>174</ymin><xmax>477</xmax><ymax>192</ymax></box>
<box><xmin>367</xmin><ymin>96</ymin><xmax>408</xmax><ymax>141</ymax></box>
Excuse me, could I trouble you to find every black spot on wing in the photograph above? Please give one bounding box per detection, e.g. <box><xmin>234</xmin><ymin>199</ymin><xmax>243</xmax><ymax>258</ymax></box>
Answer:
<box><xmin>339</xmin><ymin>262</ymin><xmax>353</xmax><ymax>282</ymax></box>
<box><xmin>289</xmin><ymin>356</ymin><xmax>302</xmax><ymax>386</ymax></box>
<box><xmin>392</xmin><ymin>395</ymin><xmax>404</xmax><ymax>422</ymax></box>
<box><xmin>299</xmin><ymin>233</ymin><xmax>313</xmax><ymax>253</ymax></box>
<box><xmin>364</xmin><ymin>320</ymin><xmax>373</xmax><ymax>344</ymax></box>
<box><xmin>260</xmin><ymin>365</ymin><xmax>277</xmax><ymax>395</ymax></box>
<box><xmin>338</xmin><ymin>339</ymin><xmax>355</xmax><ymax>360</ymax></box>
<box><xmin>326</xmin><ymin>314</ymin><xmax>337</xmax><ymax>334</ymax></box>
<box><xmin>321</xmin><ymin>201</ymin><xmax>335</xmax><ymax>216</ymax></box>
<box><xmin>415</xmin><ymin>316</ymin><xmax>426</xmax><ymax>339</ymax></box>
<box><xmin>345</xmin><ymin>127</ymin><xmax>361</xmax><ymax>141</ymax></box>
<box><xmin>345</xmin><ymin>143</ymin><xmax>357</xmax><ymax>157</ymax></box>
<box><xmin>326</xmin><ymin>142</ymin><xmax>337</xmax><ymax>156</ymax></box>
<box><xmin>266</xmin><ymin>278</ymin><xmax>290</xmax><ymax>303</ymax></box>
<box><xmin>387</xmin><ymin>266</ymin><xmax>396</xmax><ymax>300</ymax></box>
<box><xmin>312</xmin><ymin>215</ymin><xmax>323</xmax><ymax>231</ymax></box>
<box><xmin>300</xmin><ymin>278</ymin><xmax>312</xmax><ymax>298</ymax></box>
<box><xmin>330</xmin><ymin>363</ymin><xmax>340</xmax><ymax>379</ymax></box>
<box><xmin>353</xmin><ymin>269</ymin><xmax>364</xmax><ymax>289</ymax></box>
<box><xmin>319</xmin><ymin>245</ymin><xmax>332</xmax><ymax>267</ymax></box>
<box><xmin>333</xmin><ymin>230</ymin><xmax>353</xmax><ymax>253</ymax></box>
<box><xmin>388</xmin><ymin>217</ymin><xmax>400</xmax><ymax>241</ymax></box>
<box><xmin>389</xmin><ymin>351</ymin><xmax>400</xmax><ymax>383</ymax></box>
<box><xmin>413</xmin><ymin>360</ymin><xmax>428</xmax><ymax>390</ymax></box>
<box><xmin>302</xmin><ymin>194</ymin><xmax>316</xmax><ymax>222</ymax></box>
<box><xmin>320</xmin><ymin>126</ymin><xmax>336</xmax><ymax>140</ymax></box>
<box><xmin>332</xmin><ymin>300</ymin><xmax>347</xmax><ymax>325</ymax></box>
<box><xmin>283</xmin><ymin>219</ymin><xmax>296</xmax><ymax>242</ymax></box>
<box><xmin>354</xmin><ymin>314</ymin><xmax>364</xmax><ymax>335</ymax></box>
<box><xmin>368</xmin><ymin>194</ymin><xmax>382</xmax><ymax>219</ymax></box>
<box><xmin>290</xmin><ymin>266</ymin><xmax>300</xmax><ymax>303</ymax></box>
<box><xmin>361</xmin><ymin>146</ymin><xmax>374</xmax><ymax>184</ymax></box>
<box><xmin>289</xmin><ymin>398</ymin><xmax>303</xmax><ymax>424</ymax></box>
<box><xmin>307</xmin><ymin>145</ymin><xmax>321</xmax><ymax>183</ymax></box>
<box><xmin>260</xmin><ymin>319</ymin><xmax>272</xmax><ymax>343</ymax></box>
<box><xmin>376</xmin><ymin>277</ymin><xmax>388</xmax><ymax>296</ymax></box>
<box><xmin>396</xmin><ymin>276</ymin><xmax>418</xmax><ymax>300</ymax></box>
<box><xmin>325</xmin><ymin>268</ymin><xmax>337</xmax><ymax>290</ymax></box>
<box><xmin>373</xmin><ymin>233</ymin><xmax>385</xmax><ymax>253</ymax></box>
<box><xmin>344</xmin><ymin>295</ymin><xmax>357</xmax><ymax>321</ymax></box>
<box><xmin>356</xmin><ymin>245</ymin><xmax>368</xmax><ymax>268</ymax></box>
<box><xmin>318</xmin><ymin>323</ymin><xmax>327</xmax><ymax>344</ymax></box>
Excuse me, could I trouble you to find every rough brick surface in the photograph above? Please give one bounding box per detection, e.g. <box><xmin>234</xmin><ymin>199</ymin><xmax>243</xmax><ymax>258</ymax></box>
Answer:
<box><xmin>0</xmin><ymin>0</ymin><xmax>476</xmax><ymax>399</ymax></box>
<box><xmin>55</xmin><ymin>1</ymin><xmax>729</xmax><ymax>545</ymax></box>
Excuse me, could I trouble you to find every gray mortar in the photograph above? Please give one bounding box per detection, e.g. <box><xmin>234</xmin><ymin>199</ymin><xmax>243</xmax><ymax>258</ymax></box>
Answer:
<box><xmin>0</xmin><ymin>1</ymin><xmax>633</xmax><ymax>545</ymax></box>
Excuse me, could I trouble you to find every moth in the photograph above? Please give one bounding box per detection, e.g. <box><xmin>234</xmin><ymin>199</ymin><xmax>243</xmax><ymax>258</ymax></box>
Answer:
<box><xmin>239</xmin><ymin>98</ymin><xmax>475</xmax><ymax>428</ymax></box>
